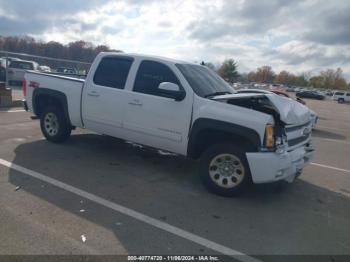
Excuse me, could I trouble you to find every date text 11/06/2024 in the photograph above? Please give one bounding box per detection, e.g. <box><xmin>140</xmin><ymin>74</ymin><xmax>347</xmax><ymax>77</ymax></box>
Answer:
<box><xmin>128</xmin><ymin>255</ymin><xmax>220</xmax><ymax>261</ymax></box>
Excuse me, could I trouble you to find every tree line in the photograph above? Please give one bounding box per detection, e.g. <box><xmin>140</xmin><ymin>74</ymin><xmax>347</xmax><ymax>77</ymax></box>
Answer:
<box><xmin>0</xmin><ymin>36</ymin><xmax>119</xmax><ymax>71</ymax></box>
<box><xmin>205</xmin><ymin>59</ymin><xmax>350</xmax><ymax>90</ymax></box>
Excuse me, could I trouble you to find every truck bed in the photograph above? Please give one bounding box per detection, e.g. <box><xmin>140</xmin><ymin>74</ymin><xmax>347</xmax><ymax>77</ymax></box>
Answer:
<box><xmin>25</xmin><ymin>71</ymin><xmax>85</xmax><ymax>128</ymax></box>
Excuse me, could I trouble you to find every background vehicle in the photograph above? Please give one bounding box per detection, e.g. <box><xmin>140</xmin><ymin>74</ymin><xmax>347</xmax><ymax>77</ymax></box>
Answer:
<box><xmin>323</xmin><ymin>90</ymin><xmax>333</xmax><ymax>96</ymax></box>
<box><xmin>23</xmin><ymin>52</ymin><xmax>314</xmax><ymax>196</ymax></box>
<box><xmin>0</xmin><ymin>57</ymin><xmax>21</xmax><ymax>68</ymax></box>
<box><xmin>333</xmin><ymin>91</ymin><xmax>344</xmax><ymax>101</ymax></box>
<box><xmin>8</xmin><ymin>60</ymin><xmax>39</xmax><ymax>86</ymax></box>
<box><xmin>333</xmin><ymin>91</ymin><xmax>350</xmax><ymax>103</ymax></box>
<box><xmin>56</xmin><ymin>67</ymin><xmax>78</xmax><ymax>75</ymax></box>
<box><xmin>38</xmin><ymin>65</ymin><xmax>51</xmax><ymax>72</ymax></box>
<box><xmin>0</xmin><ymin>57</ymin><xmax>22</xmax><ymax>82</ymax></box>
<box><xmin>296</xmin><ymin>90</ymin><xmax>325</xmax><ymax>100</ymax></box>
<box><xmin>286</xmin><ymin>87</ymin><xmax>296</xmax><ymax>92</ymax></box>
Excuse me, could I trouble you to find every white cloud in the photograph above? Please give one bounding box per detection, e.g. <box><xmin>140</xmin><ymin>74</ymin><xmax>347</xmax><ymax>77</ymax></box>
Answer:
<box><xmin>0</xmin><ymin>0</ymin><xmax>349</xmax><ymax>80</ymax></box>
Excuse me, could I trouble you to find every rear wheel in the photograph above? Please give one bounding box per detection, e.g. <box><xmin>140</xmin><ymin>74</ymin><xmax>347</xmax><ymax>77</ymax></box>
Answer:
<box><xmin>40</xmin><ymin>106</ymin><xmax>71</xmax><ymax>143</ymax></box>
<box><xmin>199</xmin><ymin>144</ymin><xmax>251</xmax><ymax>196</ymax></box>
<box><xmin>338</xmin><ymin>98</ymin><xmax>345</xmax><ymax>104</ymax></box>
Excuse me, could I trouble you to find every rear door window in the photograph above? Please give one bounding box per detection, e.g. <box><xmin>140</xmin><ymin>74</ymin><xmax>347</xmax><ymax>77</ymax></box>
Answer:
<box><xmin>335</xmin><ymin>92</ymin><xmax>344</xmax><ymax>96</ymax></box>
<box><xmin>93</xmin><ymin>57</ymin><xmax>133</xmax><ymax>89</ymax></box>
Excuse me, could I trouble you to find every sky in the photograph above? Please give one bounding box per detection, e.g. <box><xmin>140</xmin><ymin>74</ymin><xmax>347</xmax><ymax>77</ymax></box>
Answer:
<box><xmin>0</xmin><ymin>0</ymin><xmax>350</xmax><ymax>80</ymax></box>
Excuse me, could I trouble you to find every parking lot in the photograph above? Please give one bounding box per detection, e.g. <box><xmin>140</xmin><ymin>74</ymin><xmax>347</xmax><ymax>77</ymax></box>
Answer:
<box><xmin>0</xmin><ymin>95</ymin><xmax>350</xmax><ymax>260</ymax></box>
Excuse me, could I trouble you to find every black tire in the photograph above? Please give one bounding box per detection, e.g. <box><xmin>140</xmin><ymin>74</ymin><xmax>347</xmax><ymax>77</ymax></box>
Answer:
<box><xmin>40</xmin><ymin>106</ymin><xmax>71</xmax><ymax>143</ymax></box>
<box><xmin>198</xmin><ymin>144</ymin><xmax>252</xmax><ymax>197</ymax></box>
<box><xmin>338</xmin><ymin>98</ymin><xmax>344</xmax><ymax>104</ymax></box>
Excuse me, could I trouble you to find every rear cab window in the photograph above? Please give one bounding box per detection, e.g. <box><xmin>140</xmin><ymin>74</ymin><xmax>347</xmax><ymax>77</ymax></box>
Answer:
<box><xmin>9</xmin><ymin>61</ymin><xmax>34</xmax><ymax>70</ymax></box>
<box><xmin>133</xmin><ymin>60</ymin><xmax>182</xmax><ymax>98</ymax></box>
<box><xmin>335</xmin><ymin>92</ymin><xmax>344</xmax><ymax>96</ymax></box>
<box><xmin>93</xmin><ymin>56</ymin><xmax>133</xmax><ymax>89</ymax></box>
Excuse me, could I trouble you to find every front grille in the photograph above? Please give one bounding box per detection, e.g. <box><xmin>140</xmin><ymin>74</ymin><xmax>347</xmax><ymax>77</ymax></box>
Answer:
<box><xmin>288</xmin><ymin>134</ymin><xmax>310</xmax><ymax>147</ymax></box>
<box><xmin>285</xmin><ymin>121</ymin><xmax>311</xmax><ymax>132</ymax></box>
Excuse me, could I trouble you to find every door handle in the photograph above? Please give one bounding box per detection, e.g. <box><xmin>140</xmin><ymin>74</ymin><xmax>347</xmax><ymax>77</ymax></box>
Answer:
<box><xmin>128</xmin><ymin>99</ymin><xmax>143</xmax><ymax>106</ymax></box>
<box><xmin>87</xmin><ymin>91</ymin><xmax>100</xmax><ymax>97</ymax></box>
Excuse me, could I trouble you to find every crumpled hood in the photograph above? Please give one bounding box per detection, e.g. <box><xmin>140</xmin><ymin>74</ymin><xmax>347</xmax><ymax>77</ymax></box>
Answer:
<box><xmin>265</xmin><ymin>94</ymin><xmax>311</xmax><ymax>125</ymax></box>
<box><xmin>211</xmin><ymin>93</ymin><xmax>311</xmax><ymax>125</ymax></box>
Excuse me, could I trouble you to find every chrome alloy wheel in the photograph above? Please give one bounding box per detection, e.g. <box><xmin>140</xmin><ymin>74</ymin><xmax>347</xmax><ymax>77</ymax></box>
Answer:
<box><xmin>208</xmin><ymin>153</ymin><xmax>245</xmax><ymax>188</ymax></box>
<box><xmin>44</xmin><ymin>113</ymin><xmax>59</xmax><ymax>136</ymax></box>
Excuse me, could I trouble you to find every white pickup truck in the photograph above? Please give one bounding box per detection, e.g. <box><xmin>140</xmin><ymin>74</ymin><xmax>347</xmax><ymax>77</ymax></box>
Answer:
<box><xmin>23</xmin><ymin>52</ymin><xmax>314</xmax><ymax>196</ymax></box>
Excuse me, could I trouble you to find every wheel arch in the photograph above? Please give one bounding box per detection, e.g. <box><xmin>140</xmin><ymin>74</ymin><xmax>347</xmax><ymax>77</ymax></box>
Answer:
<box><xmin>32</xmin><ymin>88</ymin><xmax>71</xmax><ymax>125</ymax></box>
<box><xmin>187</xmin><ymin>118</ymin><xmax>262</xmax><ymax>159</ymax></box>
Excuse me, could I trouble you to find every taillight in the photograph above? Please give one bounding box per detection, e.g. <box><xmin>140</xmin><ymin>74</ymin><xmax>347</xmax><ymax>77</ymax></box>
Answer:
<box><xmin>264</xmin><ymin>124</ymin><xmax>275</xmax><ymax>149</ymax></box>
<box><xmin>22</xmin><ymin>80</ymin><xmax>26</xmax><ymax>97</ymax></box>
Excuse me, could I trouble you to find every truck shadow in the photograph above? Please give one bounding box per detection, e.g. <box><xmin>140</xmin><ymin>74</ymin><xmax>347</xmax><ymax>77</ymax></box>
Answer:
<box><xmin>8</xmin><ymin>133</ymin><xmax>350</xmax><ymax>255</ymax></box>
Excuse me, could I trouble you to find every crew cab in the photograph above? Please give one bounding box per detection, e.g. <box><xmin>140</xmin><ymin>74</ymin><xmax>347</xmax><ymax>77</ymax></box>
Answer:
<box><xmin>23</xmin><ymin>53</ymin><xmax>314</xmax><ymax>196</ymax></box>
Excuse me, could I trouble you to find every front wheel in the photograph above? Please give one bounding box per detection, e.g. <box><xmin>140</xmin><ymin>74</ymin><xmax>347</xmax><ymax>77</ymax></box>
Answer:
<box><xmin>338</xmin><ymin>98</ymin><xmax>345</xmax><ymax>104</ymax></box>
<box><xmin>199</xmin><ymin>144</ymin><xmax>251</xmax><ymax>196</ymax></box>
<box><xmin>40</xmin><ymin>106</ymin><xmax>71</xmax><ymax>143</ymax></box>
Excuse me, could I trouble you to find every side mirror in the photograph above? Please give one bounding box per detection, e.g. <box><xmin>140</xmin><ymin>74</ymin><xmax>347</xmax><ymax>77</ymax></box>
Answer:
<box><xmin>158</xmin><ymin>82</ymin><xmax>185</xmax><ymax>101</ymax></box>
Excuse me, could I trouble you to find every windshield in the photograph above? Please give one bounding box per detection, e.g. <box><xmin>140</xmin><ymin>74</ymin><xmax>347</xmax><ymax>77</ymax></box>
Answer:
<box><xmin>176</xmin><ymin>64</ymin><xmax>235</xmax><ymax>98</ymax></box>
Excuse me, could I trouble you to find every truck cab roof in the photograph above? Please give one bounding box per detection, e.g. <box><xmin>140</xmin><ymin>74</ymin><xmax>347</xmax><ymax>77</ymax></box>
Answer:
<box><xmin>99</xmin><ymin>52</ymin><xmax>193</xmax><ymax>66</ymax></box>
